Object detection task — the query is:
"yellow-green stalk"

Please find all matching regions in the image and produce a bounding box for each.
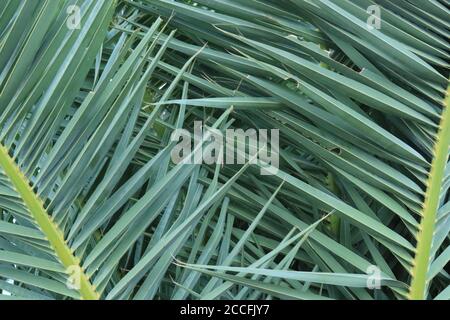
[0,144,99,300]
[408,85,450,300]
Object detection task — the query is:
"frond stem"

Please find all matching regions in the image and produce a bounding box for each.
[409,85,450,300]
[0,144,99,300]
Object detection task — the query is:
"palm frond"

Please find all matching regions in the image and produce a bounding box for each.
[0,0,449,300]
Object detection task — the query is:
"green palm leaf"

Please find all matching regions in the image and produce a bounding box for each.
[0,0,448,300]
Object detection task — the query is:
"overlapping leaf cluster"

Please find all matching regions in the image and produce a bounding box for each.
[0,0,448,300]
